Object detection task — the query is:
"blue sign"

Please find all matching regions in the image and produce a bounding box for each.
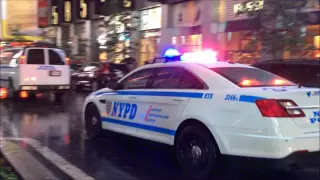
[310,110,320,124]
[37,65,56,70]
[111,102,137,120]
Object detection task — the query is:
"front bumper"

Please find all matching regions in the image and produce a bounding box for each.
[19,85,70,92]
[222,151,320,170]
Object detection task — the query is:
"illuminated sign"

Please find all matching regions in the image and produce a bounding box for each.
[234,0,264,14]
[51,0,62,25]
[75,0,90,20]
[62,0,72,23]
[140,7,162,30]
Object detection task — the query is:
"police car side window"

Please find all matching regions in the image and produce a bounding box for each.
[150,67,183,89]
[121,69,154,89]
[27,49,45,64]
[179,70,205,89]
[0,50,20,64]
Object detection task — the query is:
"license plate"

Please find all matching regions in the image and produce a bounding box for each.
[49,70,61,76]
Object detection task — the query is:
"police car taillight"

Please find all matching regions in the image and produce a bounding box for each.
[255,99,305,118]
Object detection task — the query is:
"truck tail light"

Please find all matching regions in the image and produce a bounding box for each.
[65,57,70,65]
[255,99,305,118]
[19,55,26,64]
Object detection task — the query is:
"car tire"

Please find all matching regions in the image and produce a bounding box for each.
[7,77,18,99]
[71,80,79,91]
[85,104,102,139]
[54,92,64,100]
[176,125,219,180]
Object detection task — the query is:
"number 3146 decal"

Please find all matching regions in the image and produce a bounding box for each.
[225,94,239,101]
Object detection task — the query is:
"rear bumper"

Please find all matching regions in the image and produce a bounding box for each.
[19,85,70,92]
[222,151,320,170]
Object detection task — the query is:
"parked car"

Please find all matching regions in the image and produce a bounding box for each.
[252,59,320,88]
[71,62,130,91]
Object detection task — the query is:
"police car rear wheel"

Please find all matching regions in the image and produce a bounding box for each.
[85,104,102,139]
[176,126,218,180]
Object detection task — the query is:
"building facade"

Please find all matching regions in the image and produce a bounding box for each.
[151,0,320,64]
[44,0,319,64]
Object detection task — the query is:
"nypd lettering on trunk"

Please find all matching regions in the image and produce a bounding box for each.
[310,111,320,124]
[109,102,137,120]
[306,91,320,97]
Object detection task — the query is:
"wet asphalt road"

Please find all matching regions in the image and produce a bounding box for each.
[0,91,319,180]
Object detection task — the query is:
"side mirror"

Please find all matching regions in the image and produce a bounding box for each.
[107,81,122,90]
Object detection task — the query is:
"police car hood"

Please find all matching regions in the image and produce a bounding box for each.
[93,87,114,95]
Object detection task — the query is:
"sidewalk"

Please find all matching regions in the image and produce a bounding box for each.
[0,139,69,180]
[0,151,20,180]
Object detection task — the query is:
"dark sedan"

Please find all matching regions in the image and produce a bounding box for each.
[71,62,130,91]
[252,59,320,88]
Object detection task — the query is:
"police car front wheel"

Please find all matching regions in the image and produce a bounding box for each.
[176,126,219,180]
[85,104,102,139]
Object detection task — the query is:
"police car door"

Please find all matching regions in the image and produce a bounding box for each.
[134,67,194,144]
[100,68,155,136]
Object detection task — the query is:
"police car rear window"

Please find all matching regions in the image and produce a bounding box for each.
[211,67,296,87]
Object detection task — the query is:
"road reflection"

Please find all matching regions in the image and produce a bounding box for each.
[0,92,319,180]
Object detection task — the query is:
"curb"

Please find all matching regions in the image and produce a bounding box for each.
[0,140,63,180]
[0,149,24,180]
[0,137,95,180]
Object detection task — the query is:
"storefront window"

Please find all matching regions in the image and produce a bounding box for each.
[172,34,202,53]
[225,31,261,64]
[140,36,160,66]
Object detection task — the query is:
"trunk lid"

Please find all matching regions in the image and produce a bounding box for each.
[246,86,320,133]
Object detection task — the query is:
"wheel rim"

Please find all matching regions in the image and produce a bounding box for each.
[179,132,210,173]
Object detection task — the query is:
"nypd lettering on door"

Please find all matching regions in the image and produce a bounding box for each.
[107,101,137,120]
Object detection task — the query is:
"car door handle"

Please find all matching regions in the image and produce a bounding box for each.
[172,98,185,102]
[99,99,106,104]
[128,96,137,100]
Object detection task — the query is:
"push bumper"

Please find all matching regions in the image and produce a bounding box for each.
[222,151,320,170]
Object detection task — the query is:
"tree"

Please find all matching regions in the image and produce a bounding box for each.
[100,12,139,63]
[238,0,310,60]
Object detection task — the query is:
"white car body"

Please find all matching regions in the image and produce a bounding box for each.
[83,61,320,169]
[0,47,70,93]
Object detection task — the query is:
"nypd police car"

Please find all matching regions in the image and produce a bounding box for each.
[83,50,320,180]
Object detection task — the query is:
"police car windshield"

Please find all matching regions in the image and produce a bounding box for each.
[211,67,297,87]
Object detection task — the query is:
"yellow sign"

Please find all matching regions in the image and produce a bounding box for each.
[80,0,88,18]
[52,6,59,25]
[2,0,39,39]
[65,1,72,22]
